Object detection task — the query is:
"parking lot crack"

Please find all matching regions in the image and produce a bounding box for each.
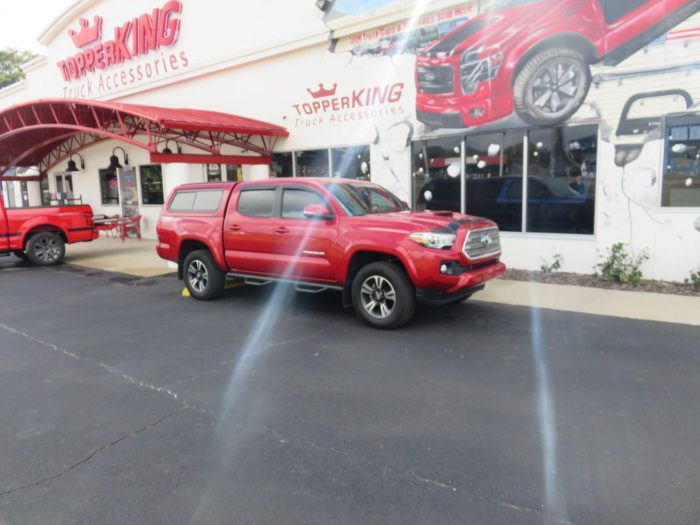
[0,408,181,499]
[0,323,216,418]
[269,430,574,523]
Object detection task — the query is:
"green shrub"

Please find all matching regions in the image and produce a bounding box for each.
[540,253,563,274]
[687,270,700,289]
[595,243,649,285]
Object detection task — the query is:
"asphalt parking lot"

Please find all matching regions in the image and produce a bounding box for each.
[1,258,699,525]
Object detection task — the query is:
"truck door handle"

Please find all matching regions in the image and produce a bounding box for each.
[275,227,290,234]
[228,224,241,231]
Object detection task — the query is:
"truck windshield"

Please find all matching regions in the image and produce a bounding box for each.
[327,182,408,216]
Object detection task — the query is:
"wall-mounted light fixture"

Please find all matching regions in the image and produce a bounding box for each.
[315,0,335,11]
[65,153,85,172]
[161,139,182,155]
[107,146,129,170]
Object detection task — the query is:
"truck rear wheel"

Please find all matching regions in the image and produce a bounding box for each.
[26,232,65,266]
[183,249,225,300]
[352,262,415,329]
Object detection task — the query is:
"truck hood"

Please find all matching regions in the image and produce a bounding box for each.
[422,0,567,57]
[347,210,494,234]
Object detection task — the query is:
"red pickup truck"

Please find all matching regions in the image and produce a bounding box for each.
[156,178,506,328]
[0,195,97,265]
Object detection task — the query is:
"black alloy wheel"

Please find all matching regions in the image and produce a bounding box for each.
[183,249,225,300]
[26,232,65,266]
[352,261,416,329]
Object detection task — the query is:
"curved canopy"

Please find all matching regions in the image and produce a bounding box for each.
[0,98,288,178]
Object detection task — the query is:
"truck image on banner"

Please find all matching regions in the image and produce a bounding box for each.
[414,0,700,129]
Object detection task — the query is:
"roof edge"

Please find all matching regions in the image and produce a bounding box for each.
[38,0,101,45]
[22,56,48,74]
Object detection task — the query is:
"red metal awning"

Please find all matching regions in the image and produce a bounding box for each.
[0,98,289,180]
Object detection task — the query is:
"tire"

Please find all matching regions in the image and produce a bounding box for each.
[513,47,591,126]
[351,262,416,329]
[26,232,65,266]
[183,250,225,300]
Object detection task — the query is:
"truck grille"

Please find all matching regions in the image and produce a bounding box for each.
[417,66,454,94]
[463,226,501,260]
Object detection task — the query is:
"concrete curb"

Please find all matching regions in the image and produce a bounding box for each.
[475,279,700,326]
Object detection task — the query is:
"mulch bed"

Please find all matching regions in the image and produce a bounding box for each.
[502,269,700,297]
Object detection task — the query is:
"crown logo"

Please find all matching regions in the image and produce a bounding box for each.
[67,16,103,48]
[307,83,338,98]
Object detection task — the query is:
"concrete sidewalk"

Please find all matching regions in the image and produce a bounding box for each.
[475,279,700,327]
[62,238,699,327]
[64,237,173,277]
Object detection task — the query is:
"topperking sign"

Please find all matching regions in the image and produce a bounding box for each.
[57,1,189,96]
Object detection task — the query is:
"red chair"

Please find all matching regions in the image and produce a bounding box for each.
[119,214,142,242]
[94,214,121,238]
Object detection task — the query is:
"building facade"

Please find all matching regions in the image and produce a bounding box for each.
[1,0,699,281]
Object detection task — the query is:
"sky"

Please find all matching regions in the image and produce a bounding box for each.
[331,0,403,16]
[0,0,76,53]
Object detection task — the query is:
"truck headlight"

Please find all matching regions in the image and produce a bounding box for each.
[460,47,502,94]
[409,232,457,249]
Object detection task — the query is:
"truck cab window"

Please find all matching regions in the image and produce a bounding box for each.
[237,189,275,217]
[281,189,325,219]
[601,0,649,23]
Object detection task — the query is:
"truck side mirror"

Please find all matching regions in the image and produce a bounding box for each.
[303,204,334,220]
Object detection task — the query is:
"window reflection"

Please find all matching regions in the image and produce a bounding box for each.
[465,132,524,232]
[412,137,462,212]
[410,125,597,234]
[331,145,371,180]
[526,126,596,234]
[271,154,293,178]
[663,117,700,207]
[295,149,330,177]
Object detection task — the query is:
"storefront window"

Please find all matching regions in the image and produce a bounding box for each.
[225,165,242,182]
[463,132,524,232]
[295,149,330,177]
[206,164,222,182]
[663,116,700,207]
[412,137,462,212]
[331,145,371,180]
[140,165,164,205]
[40,174,50,205]
[271,154,293,178]
[526,126,597,234]
[99,169,119,205]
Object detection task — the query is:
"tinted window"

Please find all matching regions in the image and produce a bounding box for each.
[193,190,223,212]
[169,190,223,212]
[140,165,164,205]
[237,189,275,217]
[169,191,195,211]
[663,117,700,207]
[99,169,119,205]
[282,189,325,219]
[602,0,649,23]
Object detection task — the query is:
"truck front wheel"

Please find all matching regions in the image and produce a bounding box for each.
[513,47,591,126]
[26,232,65,266]
[183,250,225,300]
[352,262,415,329]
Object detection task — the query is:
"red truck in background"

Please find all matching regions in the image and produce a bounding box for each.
[415,0,700,128]
[156,179,506,329]
[0,194,97,265]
